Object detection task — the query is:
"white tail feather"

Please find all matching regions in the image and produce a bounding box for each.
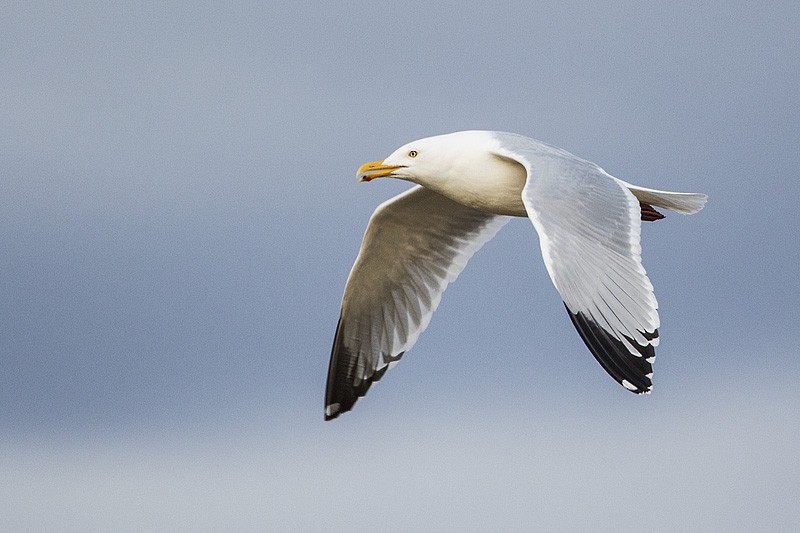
[616,179,708,215]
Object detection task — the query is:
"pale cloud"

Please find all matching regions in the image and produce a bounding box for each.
[3,367,798,532]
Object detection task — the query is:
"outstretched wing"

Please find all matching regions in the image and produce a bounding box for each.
[325,186,509,420]
[494,134,659,393]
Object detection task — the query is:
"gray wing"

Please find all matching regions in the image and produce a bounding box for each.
[494,134,659,394]
[325,186,509,420]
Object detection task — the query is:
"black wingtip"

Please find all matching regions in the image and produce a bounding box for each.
[325,316,405,421]
[324,358,398,421]
[324,405,340,421]
[565,304,656,394]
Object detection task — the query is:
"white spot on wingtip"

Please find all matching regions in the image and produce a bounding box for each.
[325,403,340,417]
[646,372,653,379]
[646,356,656,364]
[622,380,637,391]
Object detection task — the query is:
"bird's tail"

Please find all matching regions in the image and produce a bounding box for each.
[617,180,708,215]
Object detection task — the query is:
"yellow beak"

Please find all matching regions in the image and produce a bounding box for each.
[356,160,405,182]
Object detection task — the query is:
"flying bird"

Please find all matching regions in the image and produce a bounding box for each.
[325,131,706,421]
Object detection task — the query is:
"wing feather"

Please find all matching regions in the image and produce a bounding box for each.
[493,133,659,393]
[325,186,509,420]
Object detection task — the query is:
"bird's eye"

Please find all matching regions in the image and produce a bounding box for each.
[408,150,418,158]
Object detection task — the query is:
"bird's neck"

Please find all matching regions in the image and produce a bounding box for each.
[415,154,528,217]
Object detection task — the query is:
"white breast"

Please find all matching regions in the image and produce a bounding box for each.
[425,152,529,217]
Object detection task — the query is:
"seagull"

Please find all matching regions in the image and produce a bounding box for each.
[325,131,706,420]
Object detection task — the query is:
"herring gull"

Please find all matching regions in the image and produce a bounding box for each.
[325,131,706,420]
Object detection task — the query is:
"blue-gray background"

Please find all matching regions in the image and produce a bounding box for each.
[2,2,798,531]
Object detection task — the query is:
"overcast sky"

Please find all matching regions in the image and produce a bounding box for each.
[2,2,799,531]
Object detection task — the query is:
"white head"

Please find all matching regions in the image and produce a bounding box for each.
[356,131,499,186]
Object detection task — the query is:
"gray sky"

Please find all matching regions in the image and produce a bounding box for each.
[2,1,799,530]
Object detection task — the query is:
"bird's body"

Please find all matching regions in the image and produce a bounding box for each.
[424,151,528,217]
[326,131,706,421]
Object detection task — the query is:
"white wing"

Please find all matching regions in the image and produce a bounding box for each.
[325,186,509,420]
[494,133,660,394]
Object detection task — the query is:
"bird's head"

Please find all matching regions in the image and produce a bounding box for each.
[356,131,497,186]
